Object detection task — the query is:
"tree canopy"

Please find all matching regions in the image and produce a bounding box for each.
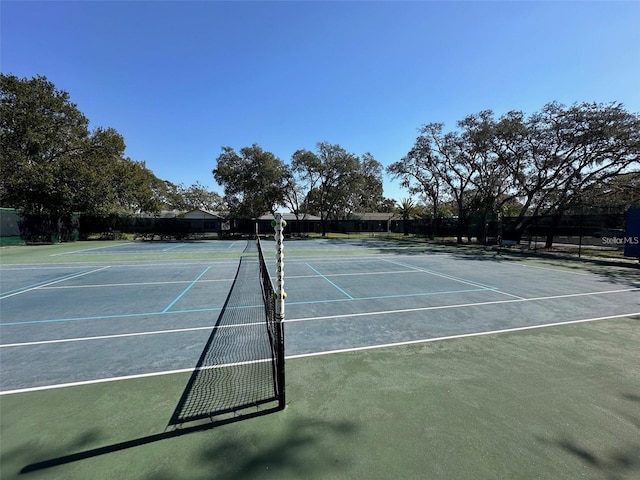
[289,142,389,234]
[161,181,225,212]
[0,74,169,220]
[212,144,289,218]
[1,74,225,228]
[388,102,640,244]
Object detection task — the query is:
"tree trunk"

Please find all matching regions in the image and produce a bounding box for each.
[545,212,564,248]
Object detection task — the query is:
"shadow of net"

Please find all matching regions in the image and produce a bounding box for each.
[168,255,283,428]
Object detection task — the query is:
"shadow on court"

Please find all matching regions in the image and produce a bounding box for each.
[20,256,286,474]
[16,416,356,478]
[417,242,640,288]
[536,391,640,480]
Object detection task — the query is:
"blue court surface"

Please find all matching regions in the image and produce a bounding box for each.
[1,239,639,393]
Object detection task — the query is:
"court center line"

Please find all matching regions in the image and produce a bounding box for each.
[306,263,354,299]
[2,311,637,396]
[162,266,212,313]
[0,266,111,300]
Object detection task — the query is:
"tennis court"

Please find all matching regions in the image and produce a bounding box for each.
[1,238,639,479]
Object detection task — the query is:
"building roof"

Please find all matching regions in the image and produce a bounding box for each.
[346,212,402,221]
[257,213,322,221]
[182,209,224,219]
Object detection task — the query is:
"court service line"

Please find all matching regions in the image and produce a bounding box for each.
[2,311,637,396]
[0,266,111,300]
[162,266,212,313]
[306,263,354,299]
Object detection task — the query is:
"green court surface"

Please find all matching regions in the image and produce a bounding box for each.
[1,317,638,480]
[1,239,639,479]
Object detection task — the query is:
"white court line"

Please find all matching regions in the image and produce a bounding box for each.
[491,290,526,300]
[1,311,638,396]
[40,278,235,289]
[0,266,111,300]
[0,322,264,348]
[0,359,273,396]
[3,287,637,344]
[0,265,104,271]
[51,243,135,256]
[287,311,640,360]
[381,258,495,289]
[286,287,640,323]
[381,258,525,299]
[285,269,421,279]
[0,260,241,270]
[162,244,185,252]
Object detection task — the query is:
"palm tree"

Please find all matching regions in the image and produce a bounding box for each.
[397,198,418,236]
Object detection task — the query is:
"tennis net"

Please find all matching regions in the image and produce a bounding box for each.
[167,238,285,427]
[257,236,285,407]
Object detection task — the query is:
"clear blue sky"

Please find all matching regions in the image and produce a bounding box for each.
[2,1,639,204]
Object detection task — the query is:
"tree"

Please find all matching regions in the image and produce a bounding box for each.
[1,74,168,234]
[182,182,224,212]
[391,123,479,243]
[212,144,288,218]
[580,172,640,210]
[161,181,225,212]
[493,102,640,245]
[387,144,443,236]
[396,198,419,235]
[290,142,383,235]
[392,102,640,246]
[111,159,165,214]
[289,148,322,217]
[1,74,90,219]
[345,152,387,215]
